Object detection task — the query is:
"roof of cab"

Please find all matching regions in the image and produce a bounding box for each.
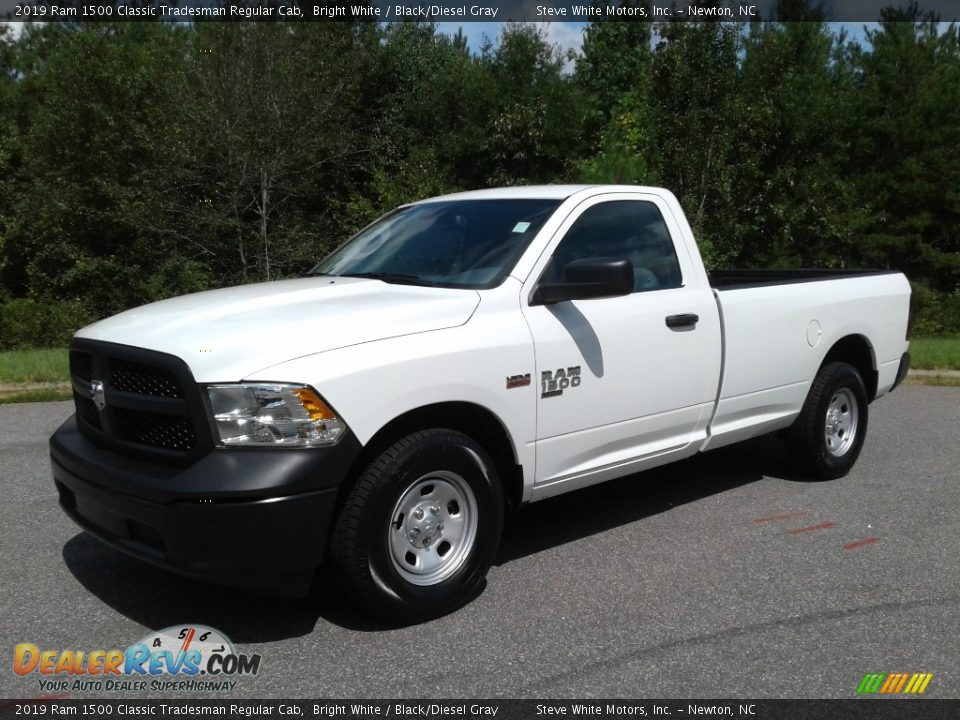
[411,185,598,203]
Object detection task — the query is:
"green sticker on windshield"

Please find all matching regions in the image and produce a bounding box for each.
[512,222,531,233]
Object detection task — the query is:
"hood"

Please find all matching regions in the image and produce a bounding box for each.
[76,277,480,382]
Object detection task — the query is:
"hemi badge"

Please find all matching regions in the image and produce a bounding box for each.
[506,373,531,389]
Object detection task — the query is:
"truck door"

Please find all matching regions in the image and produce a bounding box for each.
[521,193,721,499]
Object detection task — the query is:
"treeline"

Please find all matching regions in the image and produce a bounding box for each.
[1,2,959,348]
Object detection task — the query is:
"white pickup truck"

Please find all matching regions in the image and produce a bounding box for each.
[51,185,911,621]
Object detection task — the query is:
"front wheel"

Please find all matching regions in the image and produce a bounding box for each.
[329,429,504,623]
[786,361,869,480]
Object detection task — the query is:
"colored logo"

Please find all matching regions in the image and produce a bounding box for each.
[857,672,933,695]
[13,624,261,693]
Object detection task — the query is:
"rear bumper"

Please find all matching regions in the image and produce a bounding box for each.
[51,415,361,596]
[891,351,911,392]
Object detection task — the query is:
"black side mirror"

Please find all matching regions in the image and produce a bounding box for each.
[531,257,634,306]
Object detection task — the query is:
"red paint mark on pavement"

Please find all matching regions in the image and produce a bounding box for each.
[754,512,807,524]
[843,536,880,550]
[787,521,835,535]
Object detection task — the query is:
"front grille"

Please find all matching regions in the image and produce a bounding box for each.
[75,396,102,431]
[110,359,183,398]
[114,408,197,451]
[69,341,211,463]
[70,351,93,382]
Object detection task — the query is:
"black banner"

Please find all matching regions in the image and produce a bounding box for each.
[1,700,959,720]
[2,0,960,24]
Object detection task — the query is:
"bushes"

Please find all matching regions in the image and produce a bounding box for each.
[910,284,960,336]
[0,298,94,351]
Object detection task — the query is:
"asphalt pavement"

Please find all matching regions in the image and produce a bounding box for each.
[1,386,958,699]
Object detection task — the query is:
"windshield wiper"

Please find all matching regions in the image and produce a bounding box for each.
[338,272,435,287]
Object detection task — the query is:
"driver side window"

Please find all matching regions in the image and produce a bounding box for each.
[543,200,683,292]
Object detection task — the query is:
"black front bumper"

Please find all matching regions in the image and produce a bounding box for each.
[50,415,362,596]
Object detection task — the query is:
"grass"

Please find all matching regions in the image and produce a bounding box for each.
[0,347,70,385]
[909,335,960,371]
[905,374,960,387]
[0,387,73,403]
[0,347,71,403]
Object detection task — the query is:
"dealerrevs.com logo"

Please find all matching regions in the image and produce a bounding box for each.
[13,624,261,693]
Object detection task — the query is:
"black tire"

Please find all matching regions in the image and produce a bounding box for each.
[329,429,504,623]
[786,361,869,480]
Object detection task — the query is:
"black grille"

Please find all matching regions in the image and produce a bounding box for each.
[114,408,198,451]
[70,352,93,382]
[110,359,183,398]
[75,396,102,431]
[69,342,210,463]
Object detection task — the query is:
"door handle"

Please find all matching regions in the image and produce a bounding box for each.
[665,313,699,329]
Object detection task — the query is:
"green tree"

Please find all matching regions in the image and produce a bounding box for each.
[0,24,20,299]
[363,22,487,210]
[481,23,587,185]
[648,13,743,264]
[576,2,656,184]
[2,24,196,314]
[733,12,856,269]
[849,6,960,291]
[577,1,653,140]
[179,22,380,282]
[2,16,958,346]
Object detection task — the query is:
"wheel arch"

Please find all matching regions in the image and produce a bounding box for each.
[820,334,878,401]
[342,401,524,513]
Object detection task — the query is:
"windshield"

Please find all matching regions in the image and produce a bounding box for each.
[310,198,562,289]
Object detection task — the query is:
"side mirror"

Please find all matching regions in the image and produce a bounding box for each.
[531,257,634,306]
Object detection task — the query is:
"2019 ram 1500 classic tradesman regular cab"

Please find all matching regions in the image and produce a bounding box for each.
[51,185,911,621]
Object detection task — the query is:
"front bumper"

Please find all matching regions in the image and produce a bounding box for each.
[50,415,362,596]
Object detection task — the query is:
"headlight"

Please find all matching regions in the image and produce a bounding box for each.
[206,384,347,447]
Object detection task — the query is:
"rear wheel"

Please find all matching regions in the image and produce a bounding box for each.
[786,361,869,479]
[329,429,503,623]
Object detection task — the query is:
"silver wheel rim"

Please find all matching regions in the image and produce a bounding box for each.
[388,471,478,586]
[824,387,859,457]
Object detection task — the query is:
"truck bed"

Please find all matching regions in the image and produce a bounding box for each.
[709,268,901,290]
[703,269,911,452]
